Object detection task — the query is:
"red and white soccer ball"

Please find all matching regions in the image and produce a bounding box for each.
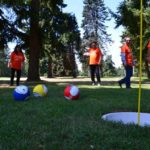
[64,85,80,100]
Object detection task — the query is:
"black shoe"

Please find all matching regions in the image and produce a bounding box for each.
[118,81,122,88]
[126,87,131,89]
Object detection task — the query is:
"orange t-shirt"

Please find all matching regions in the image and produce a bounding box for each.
[121,43,133,66]
[147,42,150,48]
[10,51,25,70]
[88,48,102,65]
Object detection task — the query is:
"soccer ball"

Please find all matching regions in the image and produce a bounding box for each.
[13,85,30,101]
[33,84,48,97]
[64,85,79,100]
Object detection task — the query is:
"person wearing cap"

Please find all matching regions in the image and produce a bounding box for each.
[83,41,103,86]
[146,41,150,63]
[8,45,25,86]
[118,37,133,89]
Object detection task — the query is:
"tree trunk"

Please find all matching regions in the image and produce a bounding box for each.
[47,56,53,78]
[27,0,40,81]
[62,54,67,76]
[69,44,77,78]
[145,60,150,79]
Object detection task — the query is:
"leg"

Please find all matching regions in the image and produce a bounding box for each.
[95,65,101,83]
[16,69,21,86]
[118,66,126,87]
[10,68,15,86]
[125,66,133,88]
[89,65,96,84]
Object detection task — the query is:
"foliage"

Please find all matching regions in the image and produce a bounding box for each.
[112,0,150,78]
[0,0,81,79]
[102,55,117,77]
[41,12,81,77]
[81,0,111,50]
[81,0,112,76]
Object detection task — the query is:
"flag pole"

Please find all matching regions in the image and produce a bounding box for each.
[138,0,143,126]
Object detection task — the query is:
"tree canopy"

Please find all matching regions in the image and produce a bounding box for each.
[0,0,81,80]
[112,0,150,78]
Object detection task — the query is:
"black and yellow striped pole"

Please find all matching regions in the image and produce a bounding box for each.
[138,0,143,126]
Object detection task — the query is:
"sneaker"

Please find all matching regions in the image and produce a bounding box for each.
[97,83,101,86]
[118,81,122,88]
[92,82,96,86]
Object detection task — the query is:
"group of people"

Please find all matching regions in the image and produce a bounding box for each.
[7,38,150,88]
[84,38,150,89]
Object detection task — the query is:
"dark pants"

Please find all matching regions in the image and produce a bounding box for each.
[10,68,21,86]
[89,65,101,83]
[119,65,133,88]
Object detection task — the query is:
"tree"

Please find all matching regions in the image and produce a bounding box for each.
[81,0,111,49]
[113,0,150,78]
[102,55,117,77]
[61,14,81,77]
[39,12,81,78]
[0,0,68,80]
[28,0,40,81]
[81,0,111,75]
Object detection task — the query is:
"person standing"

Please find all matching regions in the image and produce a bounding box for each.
[118,37,133,89]
[146,41,150,63]
[8,45,25,86]
[84,41,103,86]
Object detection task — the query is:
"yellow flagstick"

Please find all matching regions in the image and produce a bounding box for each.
[138,0,143,126]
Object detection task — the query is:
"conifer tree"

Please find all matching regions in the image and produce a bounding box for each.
[113,0,150,78]
[82,0,111,50]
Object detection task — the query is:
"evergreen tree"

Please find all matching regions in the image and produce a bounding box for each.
[82,0,111,49]
[102,55,117,77]
[113,0,150,78]
[81,0,111,75]
[0,0,77,80]
[40,13,81,78]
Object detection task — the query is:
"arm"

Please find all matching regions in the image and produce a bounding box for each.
[8,53,13,68]
[98,48,103,64]
[121,46,126,66]
[121,52,126,65]
[147,47,150,63]
[83,49,90,56]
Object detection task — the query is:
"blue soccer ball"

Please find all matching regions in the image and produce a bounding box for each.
[13,85,30,101]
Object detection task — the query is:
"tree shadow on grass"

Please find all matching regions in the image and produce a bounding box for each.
[0,76,150,89]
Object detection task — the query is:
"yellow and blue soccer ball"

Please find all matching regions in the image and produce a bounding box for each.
[33,84,48,97]
[13,85,30,101]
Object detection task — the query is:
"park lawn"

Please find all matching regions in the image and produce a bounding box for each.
[0,79,150,150]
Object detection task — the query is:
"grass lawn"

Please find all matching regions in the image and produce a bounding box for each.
[0,77,150,150]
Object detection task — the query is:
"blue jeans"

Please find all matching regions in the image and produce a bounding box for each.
[119,65,133,88]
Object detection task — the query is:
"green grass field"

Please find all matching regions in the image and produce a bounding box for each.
[0,77,150,150]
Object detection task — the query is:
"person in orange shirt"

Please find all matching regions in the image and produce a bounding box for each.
[146,41,150,63]
[8,45,25,86]
[118,37,133,89]
[84,41,103,86]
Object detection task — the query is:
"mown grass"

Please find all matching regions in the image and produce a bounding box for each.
[0,78,150,150]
